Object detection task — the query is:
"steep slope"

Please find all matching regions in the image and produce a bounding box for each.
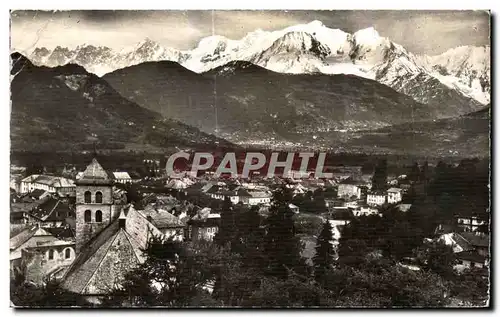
[249,31,331,74]
[103,59,435,145]
[9,53,231,152]
[102,60,215,131]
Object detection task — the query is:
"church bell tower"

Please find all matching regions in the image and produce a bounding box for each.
[75,158,119,254]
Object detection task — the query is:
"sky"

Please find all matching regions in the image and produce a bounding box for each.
[10,10,490,55]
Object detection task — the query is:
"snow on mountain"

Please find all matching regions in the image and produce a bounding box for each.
[249,31,331,73]
[21,20,490,106]
[23,39,186,76]
[417,46,490,104]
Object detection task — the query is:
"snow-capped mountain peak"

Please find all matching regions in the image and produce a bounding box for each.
[25,20,490,106]
[352,27,381,46]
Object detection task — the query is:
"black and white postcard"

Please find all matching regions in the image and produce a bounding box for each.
[9,10,491,308]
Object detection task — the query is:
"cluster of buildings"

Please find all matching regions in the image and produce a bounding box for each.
[10,159,225,301]
[10,159,490,302]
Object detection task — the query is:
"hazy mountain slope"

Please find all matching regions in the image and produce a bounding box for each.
[10,53,232,152]
[343,106,490,157]
[103,59,435,145]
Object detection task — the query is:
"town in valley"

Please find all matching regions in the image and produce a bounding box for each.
[9,10,490,308]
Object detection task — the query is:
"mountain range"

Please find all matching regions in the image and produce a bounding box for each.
[102,60,436,146]
[10,52,232,152]
[10,53,490,157]
[22,21,490,108]
[9,20,490,157]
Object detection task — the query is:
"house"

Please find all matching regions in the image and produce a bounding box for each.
[10,225,68,280]
[353,206,380,217]
[21,174,76,197]
[27,189,51,200]
[112,172,132,184]
[289,203,300,214]
[187,208,221,242]
[337,177,364,200]
[140,206,185,241]
[246,191,272,206]
[286,183,308,196]
[455,211,489,232]
[387,188,403,204]
[455,251,489,272]
[366,192,386,206]
[22,239,76,285]
[206,185,225,200]
[435,231,489,273]
[28,197,75,227]
[222,187,252,204]
[459,232,489,257]
[11,200,47,224]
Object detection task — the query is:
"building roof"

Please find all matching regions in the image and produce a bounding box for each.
[21,175,75,188]
[458,232,490,248]
[368,191,386,196]
[249,191,271,199]
[330,208,354,221]
[396,204,413,212]
[112,172,132,180]
[10,201,43,213]
[456,250,487,263]
[339,177,365,186]
[45,226,76,240]
[29,197,73,222]
[189,208,221,227]
[10,225,53,250]
[165,179,189,189]
[140,206,185,229]
[76,158,114,185]
[61,206,164,295]
[222,187,253,198]
[25,239,75,250]
[387,188,403,193]
[29,189,48,199]
[206,185,222,194]
[10,225,59,260]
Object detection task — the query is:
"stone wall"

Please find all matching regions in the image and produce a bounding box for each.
[76,185,113,204]
[75,184,115,254]
[75,204,113,254]
[22,245,75,285]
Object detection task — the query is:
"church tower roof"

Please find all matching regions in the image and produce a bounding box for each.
[76,158,114,185]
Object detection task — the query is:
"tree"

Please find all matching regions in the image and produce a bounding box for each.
[313,220,335,282]
[263,186,306,279]
[322,259,450,307]
[449,268,489,306]
[408,162,421,183]
[213,196,240,249]
[420,161,430,187]
[24,162,44,177]
[102,235,213,307]
[11,280,90,307]
[372,159,388,191]
[414,241,457,280]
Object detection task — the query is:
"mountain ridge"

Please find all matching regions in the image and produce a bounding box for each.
[9,53,233,152]
[19,21,489,111]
